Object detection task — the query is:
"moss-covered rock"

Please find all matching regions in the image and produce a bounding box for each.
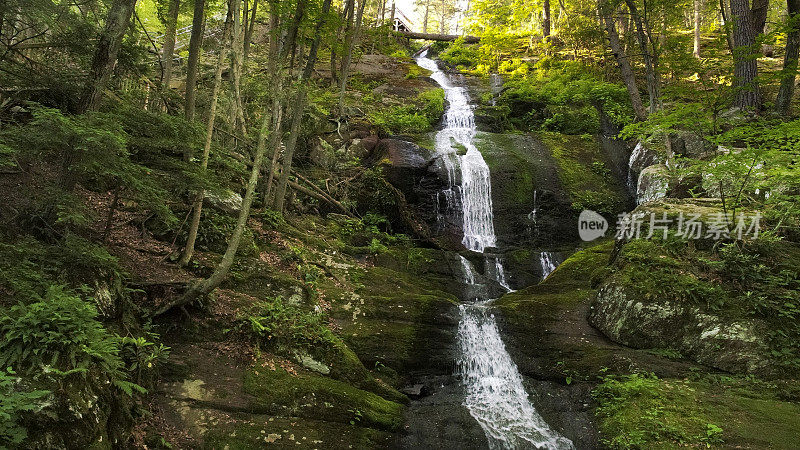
[244,366,404,431]
[593,373,800,449]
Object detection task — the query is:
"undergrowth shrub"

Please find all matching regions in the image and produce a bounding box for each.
[0,286,126,382]
[240,297,335,350]
[0,368,50,447]
[369,89,445,134]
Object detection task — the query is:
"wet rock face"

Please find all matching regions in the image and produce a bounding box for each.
[589,283,772,375]
[636,164,669,204]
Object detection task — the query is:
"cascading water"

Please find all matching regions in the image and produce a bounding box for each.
[486,256,513,292]
[418,50,573,450]
[539,252,559,280]
[417,54,496,253]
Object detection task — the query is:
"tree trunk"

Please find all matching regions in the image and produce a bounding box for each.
[776,0,800,115]
[625,0,662,113]
[161,0,180,95]
[161,88,273,314]
[273,0,333,212]
[230,0,247,136]
[730,0,763,111]
[77,0,138,113]
[339,0,355,78]
[751,0,769,34]
[184,0,206,122]
[440,0,446,33]
[720,0,735,52]
[694,0,702,58]
[601,5,648,121]
[178,3,234,267]
[243,0,258,59]
[423,0,430,33]
[543,0,551,37]
[339,0,366,116]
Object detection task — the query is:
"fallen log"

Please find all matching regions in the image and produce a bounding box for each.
[396,31,480,44]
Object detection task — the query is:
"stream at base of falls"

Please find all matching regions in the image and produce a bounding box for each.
[414,51,574,450]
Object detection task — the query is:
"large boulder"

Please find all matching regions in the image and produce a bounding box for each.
[636,164,668,204]
[589,282,771,374]
[667,131,713,159]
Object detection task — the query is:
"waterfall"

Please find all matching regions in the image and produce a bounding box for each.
[417,54,496,253]
[486,256,513,292]
[540,252,560,280]
[418,51,573,450]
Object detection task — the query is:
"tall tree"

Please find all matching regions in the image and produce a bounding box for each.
[694,0,702,58]
[230,0,247,135]
[600,2,648,121]
[161,0,181,96]
[178,3,235,267]
[423,0,431,33]
[243,0,259,59]
[273,0,334,212]
[184,0,206,121]
[624,0,662,113]
[543,0,551,37]
[776,0,800,115]
[338,0,367,116]
[730,0,763,111]
[77,0,138,113]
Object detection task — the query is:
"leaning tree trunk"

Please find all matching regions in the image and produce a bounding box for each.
[178,3,234,267]
[273,0,333,212]
[184,0,206,122]
[776,0,800,115]
[730,0,762,111]
[694,0,702,58]
[77,0,138,113]
[601,5,648,121]
[625,0,662,113]
[158,91,274,314]
[161,0,180,98]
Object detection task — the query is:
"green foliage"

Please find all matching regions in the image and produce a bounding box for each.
[369,88,444,134]
[0,368,50,447]
[120,335,170,388]
[241,297,335,350]
[0,286,124,380]
[497,61,632,134]
[440,39,481,69]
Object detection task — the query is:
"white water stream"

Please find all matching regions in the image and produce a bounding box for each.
[417,51,573,450]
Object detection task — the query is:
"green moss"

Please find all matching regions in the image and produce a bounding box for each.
[243,367,404,431]
[475,132,547,206]
[539,132,628,214]
[593,373,800,449]
[405,63,432,79]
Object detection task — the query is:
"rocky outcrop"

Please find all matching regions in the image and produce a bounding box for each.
[589,282,772,375]
[636,164,669,204]
[204,189,243,215]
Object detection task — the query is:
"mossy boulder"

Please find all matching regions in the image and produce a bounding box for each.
[589,282,771,374]
[244,366,404,431]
